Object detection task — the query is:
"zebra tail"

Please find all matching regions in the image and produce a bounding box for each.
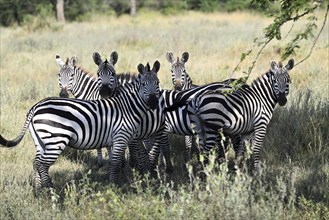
[0,108,34,148]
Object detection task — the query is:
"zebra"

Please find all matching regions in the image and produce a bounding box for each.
[95,55,239,174]
[166,51,197,162]
[56,51,136,168]
[166,52,196,91]
[166,52,245,163]
[93,52,242,173]
[56,53,109,168]
[0,60,161,195]
[185,59,295,169]
[56,55,100,100]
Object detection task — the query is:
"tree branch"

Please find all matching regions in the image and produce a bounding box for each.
[295,4,329,66]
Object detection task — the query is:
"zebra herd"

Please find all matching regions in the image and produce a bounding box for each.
[0,51,295,195]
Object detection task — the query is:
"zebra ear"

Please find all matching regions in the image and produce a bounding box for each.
[56,55,65,67]
[137,63,145,75]
[93,52,103,66]
[70,56,78,67]
[181,52,189,63]
[110,51,118,65]
[270,60,279,73]
[152,60,160,74]
[166,52,175,64]
[285,59,294,70]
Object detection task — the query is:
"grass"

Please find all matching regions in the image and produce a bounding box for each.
[0,11,328,219]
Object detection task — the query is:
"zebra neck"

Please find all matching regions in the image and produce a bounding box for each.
[250,73,277,111]
[71,68,99,100]
[123,82,150,110]
[182,73,194,90]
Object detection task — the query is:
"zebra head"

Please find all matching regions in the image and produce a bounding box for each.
[93,51,118,99]
[166,52,189,91]
[56,54,78,98]
[270,59,294,106]
[137,61,161,110]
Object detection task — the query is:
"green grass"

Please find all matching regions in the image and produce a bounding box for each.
[0,11,328,219]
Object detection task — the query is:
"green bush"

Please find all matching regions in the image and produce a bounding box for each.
[22,4,56,33]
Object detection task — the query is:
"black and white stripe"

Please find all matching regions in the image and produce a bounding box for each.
[0,60,161,195]
[56,52,136,167]
[186,59,295,168]
[166,51,197,161]
[56,54,109,168]
[165,52,246,162]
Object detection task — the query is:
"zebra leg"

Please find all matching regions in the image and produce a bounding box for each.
[97,148,104,168]
[252,126,267,170]
[32,140,66,196]
[143,137,154,152]
[159,134,174,174]
[184,135,193,162]
[33,158,42,196]
[127,140,145,173]
[107,145,124,169]
[145,137,167,171]
[132,140,150,175]
[33,158,53,196]
[128,141,139,170]
[148,137,161,177]
[109,141,127,184]
[202,129,219,164]
[215,134,228,164]
[232,136,245,157]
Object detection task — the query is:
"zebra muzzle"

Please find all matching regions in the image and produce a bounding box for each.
[99,86,112,99]
[59,89,69,98]
[148,94,159,110]
[277,93,287,106]
[174,84,182,91]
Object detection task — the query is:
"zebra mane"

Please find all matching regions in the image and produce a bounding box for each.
[74,66,97,79]
[116,72,137,85]
[186,73,195,87]
[251,70,273,87]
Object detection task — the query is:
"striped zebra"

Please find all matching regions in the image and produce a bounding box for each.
[161,81,236,166]
[166,52,196,91]
[166,51,197,161]
[0,60,161,195]
[95,56,238,174]
[186,59,295,168]
[56,53,109,168]
[166,52,244,162]
[56,51,135,168]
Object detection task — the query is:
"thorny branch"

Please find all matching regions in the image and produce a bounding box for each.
[295,4,329,67]
[229,1,328,83]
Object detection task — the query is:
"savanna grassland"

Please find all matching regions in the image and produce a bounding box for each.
[0,11,328,219]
